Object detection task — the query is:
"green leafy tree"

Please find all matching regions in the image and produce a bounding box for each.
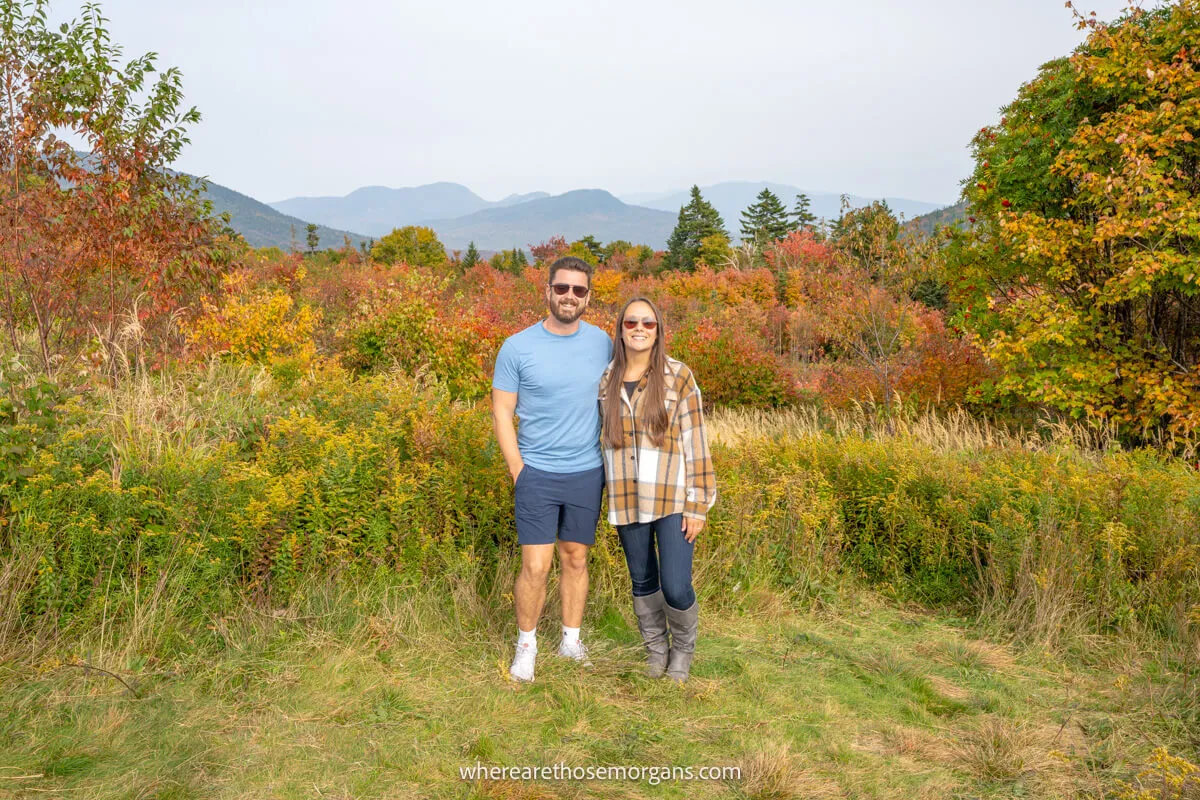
[489,247,527,275]
[371,226,447,267]
[698,233,733,269]
[947,1,1200,436]
[664,185,727,272]
[831,200,906,286]
[305,223,319,254]
[601,239,633,262]
[739,188,791,244]
[791,193,817,231]
[564,240,599,266]
[577,235,604,261]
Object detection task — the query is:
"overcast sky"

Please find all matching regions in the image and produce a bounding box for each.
[51,0,1136,206]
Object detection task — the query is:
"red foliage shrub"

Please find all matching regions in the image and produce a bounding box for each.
[670,304,801,409]
[895,311,989,405]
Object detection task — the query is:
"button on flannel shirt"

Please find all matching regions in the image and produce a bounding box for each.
[599,358,717,526]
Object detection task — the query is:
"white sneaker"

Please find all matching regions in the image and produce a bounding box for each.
[557,638,592,666]
[509,643,536,682]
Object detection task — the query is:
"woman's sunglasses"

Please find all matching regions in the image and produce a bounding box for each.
[622,318,658,331]
[550,283,590,298]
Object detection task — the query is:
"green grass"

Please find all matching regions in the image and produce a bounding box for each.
[1,579,1195,799]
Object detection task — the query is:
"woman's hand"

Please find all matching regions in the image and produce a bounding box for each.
[682,516,705,543]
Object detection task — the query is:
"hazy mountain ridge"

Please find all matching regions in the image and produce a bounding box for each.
[494,191,550,208]
[422,189,677,252]
[266,180,946,252]
[269,182,492,236]
[208,177,948,254]
[907,200,970,236]
[197,178,371,251]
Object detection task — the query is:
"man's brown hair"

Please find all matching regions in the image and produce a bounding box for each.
[548,256,594,287]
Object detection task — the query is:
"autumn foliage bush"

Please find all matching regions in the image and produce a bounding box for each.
[671,307,802,409]
[949,1,1200,439]
[0,2,234,376]
[183,270,320,366]
[151,200,986,413]
[9,361,1197,650]
[713,424,1200,644]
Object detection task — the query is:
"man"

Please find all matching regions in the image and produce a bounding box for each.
[492,256,612,683]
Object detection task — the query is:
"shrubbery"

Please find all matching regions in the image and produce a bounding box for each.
[6,362,1197,651]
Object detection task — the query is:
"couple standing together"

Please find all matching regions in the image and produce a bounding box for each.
[491,256,717,684]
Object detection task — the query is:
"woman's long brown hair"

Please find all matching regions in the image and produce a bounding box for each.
[603,296,669,449]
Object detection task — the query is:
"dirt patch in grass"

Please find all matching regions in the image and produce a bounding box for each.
[926,674,973,704]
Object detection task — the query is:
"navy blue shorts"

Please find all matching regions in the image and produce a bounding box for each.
[514,464,604,546]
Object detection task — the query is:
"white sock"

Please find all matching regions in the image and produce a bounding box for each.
[517,628,537,650]
[562,626,580,646]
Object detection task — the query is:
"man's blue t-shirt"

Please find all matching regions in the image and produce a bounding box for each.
[493,320,613,473]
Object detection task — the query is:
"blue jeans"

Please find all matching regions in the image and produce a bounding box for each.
[617,513,695,610]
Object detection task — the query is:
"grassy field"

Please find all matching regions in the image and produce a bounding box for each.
[1,569,1196,799]
[1,369,1198,798]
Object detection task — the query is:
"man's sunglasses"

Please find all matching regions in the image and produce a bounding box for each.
[550,283,590,298]
[622,318,658,331]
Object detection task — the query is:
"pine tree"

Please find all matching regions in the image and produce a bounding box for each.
[791,193,817,231]
[305,223,320,254]
[462,241,480,270]
[739,188,791,244]
[577,235,603,261]
[664,185,727,272]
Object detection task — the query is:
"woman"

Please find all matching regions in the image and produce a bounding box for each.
[599,296,716,682]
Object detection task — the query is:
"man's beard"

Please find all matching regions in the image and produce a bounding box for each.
[550,297,584,324]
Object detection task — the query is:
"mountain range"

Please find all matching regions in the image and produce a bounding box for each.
[421,190,677,252]
[198,176,951,252]
[268,183,549,237]
[198,178,371,251]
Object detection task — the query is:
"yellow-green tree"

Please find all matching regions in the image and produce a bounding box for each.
[697,232,732,269]
[370,226,446,267]
[948,1,1200,436]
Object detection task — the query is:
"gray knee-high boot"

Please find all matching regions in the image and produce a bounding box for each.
[631,590,670,678]
[664,601,699,682]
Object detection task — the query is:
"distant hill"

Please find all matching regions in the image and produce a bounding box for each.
[908,200,970,236]
[196,178,371,251]
[623,182,943,239]
[422,189,677,252]
[494,191,550,208]
[269,183,499,236]
[70,152,368,251]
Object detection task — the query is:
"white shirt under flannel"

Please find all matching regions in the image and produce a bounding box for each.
[599,358,717,526]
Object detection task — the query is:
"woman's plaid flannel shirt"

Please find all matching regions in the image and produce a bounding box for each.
[598,357,717,526]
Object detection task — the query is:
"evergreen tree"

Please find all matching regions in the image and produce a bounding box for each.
[512,247,528,269]
[305,223,319,254]
[739,188,791,244]
[577,235,604,261]
[664,185,727,272]
[791,193,817,231]
[462,241,480,270]
[490,247,528,275]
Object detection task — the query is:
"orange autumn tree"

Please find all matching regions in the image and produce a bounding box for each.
[949,1,1200,436]
[0,0,229,377]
